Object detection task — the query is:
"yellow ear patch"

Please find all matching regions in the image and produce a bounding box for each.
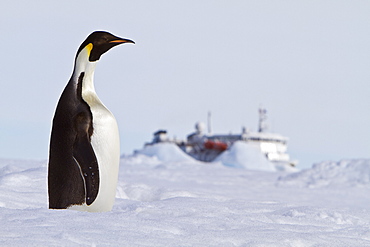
[86,43,93,56]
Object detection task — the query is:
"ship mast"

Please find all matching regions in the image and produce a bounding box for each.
[207,111,212,135]
[258,108,268,133]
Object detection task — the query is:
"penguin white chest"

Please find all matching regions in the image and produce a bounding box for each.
[73,99,120,212]
[74,78,120,212]
[89,102,120,211]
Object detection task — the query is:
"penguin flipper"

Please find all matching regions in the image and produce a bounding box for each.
[72,109,100,206]
[73,136,99,205]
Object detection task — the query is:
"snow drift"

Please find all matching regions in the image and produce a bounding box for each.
[277,159,370,188]
[134,142,196,163]
[215,141,276,171]
[137,141,277,172]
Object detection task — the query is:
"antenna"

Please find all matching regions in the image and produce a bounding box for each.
[258,107,268,133]
[207,111,212,135]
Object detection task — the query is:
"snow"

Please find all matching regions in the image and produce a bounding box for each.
[1,148,370,246]
[277,159,370,189]
[134,142,196,163]
[215,141,276,171]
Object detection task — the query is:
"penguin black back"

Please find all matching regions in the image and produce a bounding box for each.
[48,74,93,208]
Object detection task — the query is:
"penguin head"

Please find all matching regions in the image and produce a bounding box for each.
[76,31,135,62]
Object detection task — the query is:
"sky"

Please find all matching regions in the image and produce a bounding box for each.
[1,0,369,168]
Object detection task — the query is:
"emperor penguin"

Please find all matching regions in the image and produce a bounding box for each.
[48,31,134,212]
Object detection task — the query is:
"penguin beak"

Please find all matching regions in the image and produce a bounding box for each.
[109,38,135,45]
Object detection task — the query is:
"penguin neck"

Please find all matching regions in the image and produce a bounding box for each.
[74,62,97,93]
[72,49,100,105]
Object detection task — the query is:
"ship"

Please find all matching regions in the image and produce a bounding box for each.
[144,108,297,168]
